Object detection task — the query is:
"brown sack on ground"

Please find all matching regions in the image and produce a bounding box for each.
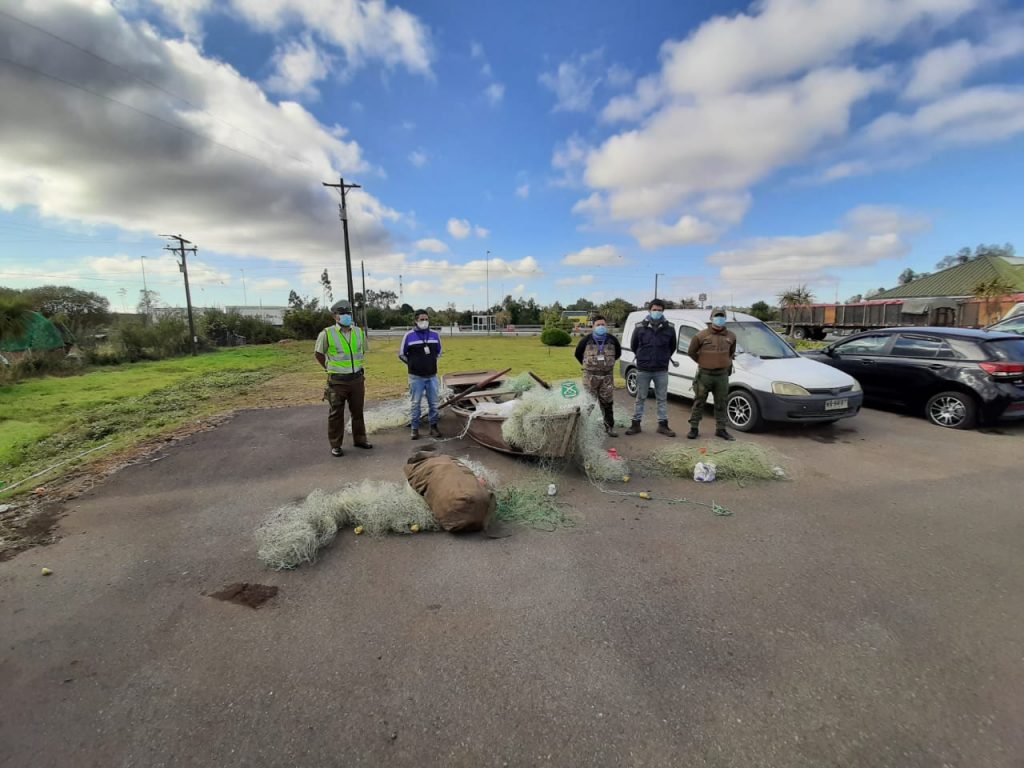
[404,453,495,533]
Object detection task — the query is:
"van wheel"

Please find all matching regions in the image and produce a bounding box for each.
[625,367,639,396]
[727,390,762,432]
[925,391,977,429]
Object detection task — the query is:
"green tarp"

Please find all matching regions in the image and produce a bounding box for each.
[0,311,65,353]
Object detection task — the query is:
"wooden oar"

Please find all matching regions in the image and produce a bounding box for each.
[528,371,552,390]
[437,368,512,412]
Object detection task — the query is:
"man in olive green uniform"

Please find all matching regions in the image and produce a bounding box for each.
[687,307,737,441]
[314,300,373,457]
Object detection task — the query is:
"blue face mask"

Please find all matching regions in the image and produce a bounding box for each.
[339,314,353,326]
[712,316,727,328]
[649,311,663,321]
[593,325,608,337]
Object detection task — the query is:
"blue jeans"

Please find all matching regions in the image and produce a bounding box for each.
[409,374,439,429]
[633,369,669,422]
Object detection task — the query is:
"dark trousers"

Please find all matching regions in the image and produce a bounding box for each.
[689,368,730,429]
[326,375,366,448]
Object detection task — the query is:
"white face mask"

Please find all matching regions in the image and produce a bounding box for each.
[416,320,429,330]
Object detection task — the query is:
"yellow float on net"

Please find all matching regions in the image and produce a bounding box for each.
[354,526,365,535]
[639,492,651,500]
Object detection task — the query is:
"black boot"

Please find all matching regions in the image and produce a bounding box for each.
[657,421,676,437]
[687,427,699,439]
[625,420,642,435]
[715,428,736,441]
[602,404,618,437]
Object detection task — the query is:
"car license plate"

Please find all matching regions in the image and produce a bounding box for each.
[825,398,848,411]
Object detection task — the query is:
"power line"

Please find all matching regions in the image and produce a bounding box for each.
[0,8,320,172]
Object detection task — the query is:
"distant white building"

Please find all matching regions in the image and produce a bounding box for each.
[225,306,288,326]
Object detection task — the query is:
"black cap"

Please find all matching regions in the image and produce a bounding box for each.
[330,300,352,314]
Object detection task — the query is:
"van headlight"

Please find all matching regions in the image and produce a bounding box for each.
[850,380,862,393]
[772,381,810,396]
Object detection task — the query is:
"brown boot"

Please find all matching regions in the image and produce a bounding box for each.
[625,420,642,435]
[657,421,676,437]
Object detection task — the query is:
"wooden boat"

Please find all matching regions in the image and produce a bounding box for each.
[446,383,582,459]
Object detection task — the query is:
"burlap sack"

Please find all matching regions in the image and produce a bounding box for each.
[404,454,495,533]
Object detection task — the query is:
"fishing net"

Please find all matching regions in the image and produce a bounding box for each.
[504,372,539,393]
[348,386,455,434]
[646,443,787,485]
[258,463,508,569]
[494,473,575,532]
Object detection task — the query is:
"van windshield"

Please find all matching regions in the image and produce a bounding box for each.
[727,322,798,359]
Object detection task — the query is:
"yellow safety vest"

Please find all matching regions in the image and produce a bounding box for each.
[326,326,364,374]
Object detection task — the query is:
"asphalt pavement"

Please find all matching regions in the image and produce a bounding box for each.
[1,396,1022,767]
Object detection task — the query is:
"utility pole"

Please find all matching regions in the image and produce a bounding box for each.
[322,177,361,310]
[360,260,367,330]
[241,268,247,305]
[654,273,665,299]
[161,234,198,356]
[485,250,491,336]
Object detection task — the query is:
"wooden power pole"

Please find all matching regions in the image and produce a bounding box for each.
[322,177,361,310]
[161,234,198,356]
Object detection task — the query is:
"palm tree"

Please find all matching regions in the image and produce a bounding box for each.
[778,285,814,337]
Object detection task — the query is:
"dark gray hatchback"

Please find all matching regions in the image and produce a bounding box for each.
[803,327,1024,429]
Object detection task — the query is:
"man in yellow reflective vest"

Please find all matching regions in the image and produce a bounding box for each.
[314,300,373,457]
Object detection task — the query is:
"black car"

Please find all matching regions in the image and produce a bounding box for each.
[804,327,1024,429]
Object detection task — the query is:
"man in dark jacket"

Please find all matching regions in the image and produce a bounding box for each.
[626,298,679,437]
[574,315,622,436]
[399,309,443,440]
[686,306,737,441]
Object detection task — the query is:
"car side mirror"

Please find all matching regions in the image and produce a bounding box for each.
[824,346,836,357]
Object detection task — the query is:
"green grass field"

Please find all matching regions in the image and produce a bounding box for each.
[0,336,605,497]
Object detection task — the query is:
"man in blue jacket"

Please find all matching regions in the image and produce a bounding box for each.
[626,298,679,437]
[399,309,443,440]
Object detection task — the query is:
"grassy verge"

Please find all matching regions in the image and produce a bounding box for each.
[1,336,600,498]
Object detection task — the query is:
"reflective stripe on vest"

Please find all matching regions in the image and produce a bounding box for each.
[326,326,364,373]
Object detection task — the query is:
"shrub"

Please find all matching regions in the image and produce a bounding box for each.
[540,327,572,347]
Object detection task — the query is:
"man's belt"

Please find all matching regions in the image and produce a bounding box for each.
[328,370,364,383]
[698,366,730,374]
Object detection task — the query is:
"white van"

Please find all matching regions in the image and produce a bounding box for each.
[618,309,863,431]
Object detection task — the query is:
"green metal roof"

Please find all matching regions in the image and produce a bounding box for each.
[872,256,1024,299]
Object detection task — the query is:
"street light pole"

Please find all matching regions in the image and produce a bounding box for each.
[485,249,491,336]
[654,273,666,299]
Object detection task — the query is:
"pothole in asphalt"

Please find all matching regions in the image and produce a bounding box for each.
[209,582,278,608]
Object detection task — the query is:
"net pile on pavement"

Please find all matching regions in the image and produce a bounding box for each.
[646,443,786,485]
[348,387,455,434]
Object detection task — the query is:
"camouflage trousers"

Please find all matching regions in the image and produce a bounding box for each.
[583,371,614,406]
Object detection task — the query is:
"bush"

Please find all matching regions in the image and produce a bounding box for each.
[540,327,572,347]
[283,307,334,339]
[199,309,284,346]
[117,316,192,361]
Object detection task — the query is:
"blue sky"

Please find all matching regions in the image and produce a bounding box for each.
[1,0,1023,313]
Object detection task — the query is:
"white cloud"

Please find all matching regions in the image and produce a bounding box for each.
[0,0,401,274]
[697,192,752,224]
[550,134,590,188]
[606,63,634,88]
[470,41,484,59]
[484,82,505,105]
[657,0,971,99]
[91,254,230,285]
[561,245,624,266]
[474,225,490,238]
[571,193,606,217]
[866,86,1024,147]
[556,274,595,286]
[601,74,663,123]
[129,0,213,38]
[408,149,428,167]
[630,215,719,250]
[513,283,526,294]
[707,205,929,298]
[227,0,434,77]
[905,27,1024,101]
[266,35,333,99]
[587,67,883,222]
[539,49,604,112]
[447,218,472,239]
[414,238,447,253]
[516,183,530,199]
[252,277,290,291]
